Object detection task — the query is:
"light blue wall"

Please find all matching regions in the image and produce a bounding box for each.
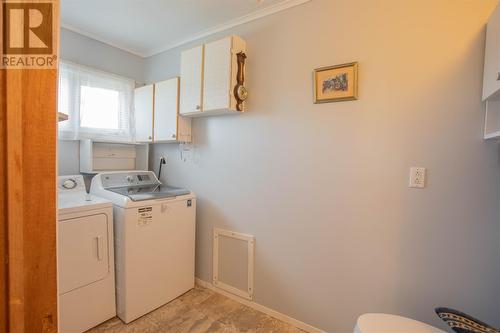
[60,28,145,82]
[59,2,500,332]
[146,1,500,332]
[58,140,80,176]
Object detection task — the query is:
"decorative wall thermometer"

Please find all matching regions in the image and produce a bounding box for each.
[234,52,247,111]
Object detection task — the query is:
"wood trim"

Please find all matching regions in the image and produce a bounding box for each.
[3,69,58,333]
[200,44,205,112]
[152,83,156,142]
[0,3,7,330]
[1,1,59,331]
[6,70,24,333]
[175,76,180,139]
[0,57,8,333]
[57,112,68,122]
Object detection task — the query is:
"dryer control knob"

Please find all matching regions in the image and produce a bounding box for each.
[62,179,77,189]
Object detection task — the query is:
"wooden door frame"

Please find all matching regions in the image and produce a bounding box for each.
[1,1,59,332]
[0,49,8,333]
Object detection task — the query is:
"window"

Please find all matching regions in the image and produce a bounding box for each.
[58,61,135,141]
[80,86,120,129]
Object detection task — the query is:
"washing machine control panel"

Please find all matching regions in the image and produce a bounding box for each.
[101,171,159,189]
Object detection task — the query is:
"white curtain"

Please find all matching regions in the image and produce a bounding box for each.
[58,61,135,142]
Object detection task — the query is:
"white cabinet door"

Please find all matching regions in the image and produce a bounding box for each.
[483,4,500,100]
[180,45,204,115]
[58,214,110,294]
[203,37,231,112]
[135,84,154,142]
[154,78,179,142]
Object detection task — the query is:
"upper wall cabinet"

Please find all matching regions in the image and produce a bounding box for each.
[180,45,204,116]
[135,84,154,142]
[135,78,191,143]
[180,35,247,117]
[483,4,500,101]
[482,3,500,140]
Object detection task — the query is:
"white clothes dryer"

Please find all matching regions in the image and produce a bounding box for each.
[58,175,116,333]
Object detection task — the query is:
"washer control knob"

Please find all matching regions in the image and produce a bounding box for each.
[126,176,133,183]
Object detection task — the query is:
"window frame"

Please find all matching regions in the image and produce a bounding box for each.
[57,61,136,142]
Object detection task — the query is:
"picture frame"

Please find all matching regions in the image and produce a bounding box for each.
[313,62,358,103]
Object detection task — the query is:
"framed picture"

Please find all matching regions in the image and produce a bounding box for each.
[313,62,358,103]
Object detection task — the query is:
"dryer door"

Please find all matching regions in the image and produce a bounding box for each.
[58,213,110,294]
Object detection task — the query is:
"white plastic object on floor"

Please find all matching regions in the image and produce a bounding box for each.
[354,313,447,333]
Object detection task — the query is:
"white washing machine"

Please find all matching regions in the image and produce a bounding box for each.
[90,171,196,323]
[58,175,116,333]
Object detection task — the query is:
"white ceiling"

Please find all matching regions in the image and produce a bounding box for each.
[61,0,309,57]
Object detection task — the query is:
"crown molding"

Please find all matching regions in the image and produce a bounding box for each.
[61,0,311,59]
[60,23,146,57]
[144,0,312,57]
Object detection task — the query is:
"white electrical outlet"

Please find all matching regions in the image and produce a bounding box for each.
[409,167,426,188]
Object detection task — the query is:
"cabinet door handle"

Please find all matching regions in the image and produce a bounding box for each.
[148,136,152,140]
[171,134,176,138]
[195,105,201,110]
[497,72,500,81]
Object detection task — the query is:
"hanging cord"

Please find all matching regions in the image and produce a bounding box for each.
[157,156,166,180]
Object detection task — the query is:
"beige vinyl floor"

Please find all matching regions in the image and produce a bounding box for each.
[87,285,305,333]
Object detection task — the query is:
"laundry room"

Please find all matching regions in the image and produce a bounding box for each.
[1,0,500,333]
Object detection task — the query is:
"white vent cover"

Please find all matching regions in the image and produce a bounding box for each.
[213,228,254,300]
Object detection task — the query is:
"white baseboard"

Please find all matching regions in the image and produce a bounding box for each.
[195,278,327,333]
